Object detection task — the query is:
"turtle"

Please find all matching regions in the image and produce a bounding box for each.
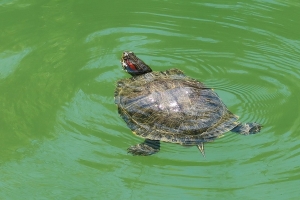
[114,51,262,156]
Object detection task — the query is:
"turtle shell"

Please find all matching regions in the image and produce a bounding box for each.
[114,68,239,145]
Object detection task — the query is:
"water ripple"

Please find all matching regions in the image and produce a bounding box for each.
[2,0,300,199]
[80,3,297,199]
[85,27,187,43]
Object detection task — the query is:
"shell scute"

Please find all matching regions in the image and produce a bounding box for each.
[115,69,239,145]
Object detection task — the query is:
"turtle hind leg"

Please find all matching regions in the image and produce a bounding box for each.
[127,139,160,156]
[231,122,262,135]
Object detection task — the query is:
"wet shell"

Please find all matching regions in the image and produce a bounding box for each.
[115,68,239,145]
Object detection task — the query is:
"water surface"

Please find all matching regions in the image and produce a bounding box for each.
[1,0,300,199]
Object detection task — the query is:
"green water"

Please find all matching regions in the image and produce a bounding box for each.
[1,0,300,199]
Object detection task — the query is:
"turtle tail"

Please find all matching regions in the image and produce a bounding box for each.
[197,143,205,157]
[231,122,262,135]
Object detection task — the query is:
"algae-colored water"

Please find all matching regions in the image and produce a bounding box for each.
[1,0,300,199]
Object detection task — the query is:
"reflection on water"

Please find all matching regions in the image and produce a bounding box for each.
[1,0,300,199]
[0,48,32,79]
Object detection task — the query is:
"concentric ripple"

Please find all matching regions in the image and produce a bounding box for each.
[1,0,299,199]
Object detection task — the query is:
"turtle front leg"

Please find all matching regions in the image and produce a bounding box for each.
[127,139,160,156]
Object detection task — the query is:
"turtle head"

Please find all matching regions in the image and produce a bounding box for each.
[120,51,152,76]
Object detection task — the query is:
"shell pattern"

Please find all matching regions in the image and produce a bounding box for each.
[115,68,239,145]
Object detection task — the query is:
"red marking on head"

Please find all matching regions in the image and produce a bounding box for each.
[126,60,137,71]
